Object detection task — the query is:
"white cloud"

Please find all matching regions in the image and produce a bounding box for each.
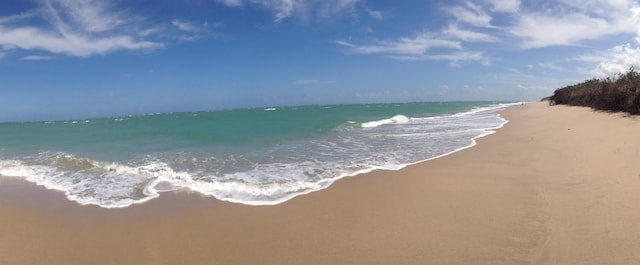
[19,55,54,61]
[168,20,225,41]
[538,62,568,72]
[438,0,638,50]
[217,0,363,22]
[401,51,487,66]
[0,11,40,24]
[553,0,632,16]
[511,12,621,48]
[137,26,162,37]
[444,2,495,28]
[334,0,640,74]
[587,3,640,76]
[335,34,488,65]
[442,24,499,42]
[45,0,126,33]
[366,7,383,21]
[509,1,639,49]
[0,26,161,57]
[301,0,364,22]
[0,0,163,58]
[485,0,520,13]
[593,43,640,77]
[272,0,295,22]
[172,19,202,32]
[218,0,243,7]
[336,34,461,56]
[217,0,296,22]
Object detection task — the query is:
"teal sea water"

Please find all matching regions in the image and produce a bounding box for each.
[0,102,521,208]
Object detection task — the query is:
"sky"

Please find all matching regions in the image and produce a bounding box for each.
[2,0,640,122]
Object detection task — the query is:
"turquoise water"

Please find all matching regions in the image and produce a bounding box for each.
[0,102,520,208]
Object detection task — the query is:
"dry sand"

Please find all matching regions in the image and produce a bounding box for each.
[2,102,640,264]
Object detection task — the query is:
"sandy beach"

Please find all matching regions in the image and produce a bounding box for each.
[2,102,640,264]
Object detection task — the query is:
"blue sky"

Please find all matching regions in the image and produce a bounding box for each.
[2,0,640,121]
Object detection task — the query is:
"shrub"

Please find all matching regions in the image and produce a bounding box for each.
[548,69,640,115]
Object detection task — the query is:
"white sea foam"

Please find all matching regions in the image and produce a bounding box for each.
[0,160,34,177]
[0,154,190,208]
[361,114,410,128]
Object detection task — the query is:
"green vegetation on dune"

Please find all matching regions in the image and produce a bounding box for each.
[547,69,640,114]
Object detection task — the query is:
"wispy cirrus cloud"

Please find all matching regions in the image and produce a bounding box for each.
[538,62,569,72]
[504,0,640,76]
[440,0,638,49]
[216,0,363,22]
[172,19,202,33]
[510,1,639,49]
[46,0,126,33]
[484,0,520,13]
[169,19,225,41]
[0,26,161,57]
[365,7,384,21]
[335,34,461,56]
[440,0,640,51]
[19,55,54,61]
[216,0,297,22]
[0,10,40,24]
[348,0,640,76]
[333,2,500,66]
[442,23,499,42]
[426,51,488,66]
[0,0,163,58]
[218,0,243,7]
[511,12,618,48]
[443,2,495,28]
[335,33,488,66]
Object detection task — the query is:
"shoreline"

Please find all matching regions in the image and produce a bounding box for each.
[0,103,513,212]
[0,103,516,209]
[2,102,640,264]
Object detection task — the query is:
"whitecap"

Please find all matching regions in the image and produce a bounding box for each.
[361,115,411,128]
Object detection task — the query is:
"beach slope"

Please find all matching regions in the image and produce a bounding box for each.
[2,102,640,264]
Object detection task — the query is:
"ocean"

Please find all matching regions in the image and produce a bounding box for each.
[0,101,520,208]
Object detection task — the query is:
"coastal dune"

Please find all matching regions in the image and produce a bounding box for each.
[2,102,640,264]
